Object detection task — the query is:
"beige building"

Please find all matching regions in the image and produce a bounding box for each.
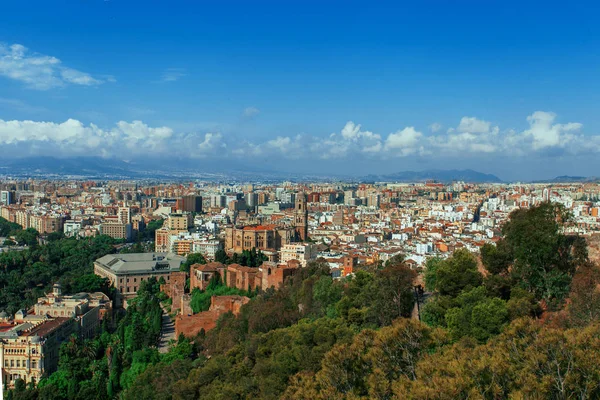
[94,253,185,307]
[29,215,63,234]
[279,243,317,267]
[192,239,222,260]
[101,217,132,241]
[154,213,190,252]
[166,213,191,231]
[225,225,294,253]
[0,314,74,388]
[33,284,112,339]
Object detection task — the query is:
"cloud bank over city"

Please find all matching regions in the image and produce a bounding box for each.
[0,112,594,164]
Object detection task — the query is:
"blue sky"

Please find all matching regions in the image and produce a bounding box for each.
[1,0,599,180]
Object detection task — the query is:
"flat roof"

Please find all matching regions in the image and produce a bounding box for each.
[95,252,185,275]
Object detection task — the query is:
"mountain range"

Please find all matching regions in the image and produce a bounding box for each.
[0,157,596,183]
[363,169,503,183]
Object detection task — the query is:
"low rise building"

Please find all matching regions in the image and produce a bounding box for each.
[0,314,75,388]
[33,283,112,339]
[94,253,185,307]
[279,243,317,267]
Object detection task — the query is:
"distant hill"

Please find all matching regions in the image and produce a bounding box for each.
[0,156,143,178]
[364,169,503,183]
[533,175,599,183]
[0,156,343,181]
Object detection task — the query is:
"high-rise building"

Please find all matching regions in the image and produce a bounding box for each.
[211,195,226,208]
[179,195,202,213]
[118,206,131,225]
[246,192,258,208]
[294,192,308,241]
[367,193,381,208]
[280,192,296,206]
[543,188,550,202]
[0,191,11,205]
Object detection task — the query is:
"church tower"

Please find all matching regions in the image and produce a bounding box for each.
[295,192,308,241]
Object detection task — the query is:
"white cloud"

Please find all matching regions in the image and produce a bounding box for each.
[0,112,594,161]
[523,111,582,150]
[0,43,110,90]
[161,68,186,82]
[267,136,291,152]
[457,116,493,134]
[197,132,224,154]
[385,127,423,156]
[428,116,500,155]
[0,118,223,158]
[429,122,442,133]
[314,122,382,159]
[242,107,260,118]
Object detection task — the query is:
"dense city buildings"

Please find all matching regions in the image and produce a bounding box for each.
[3,179,600,269]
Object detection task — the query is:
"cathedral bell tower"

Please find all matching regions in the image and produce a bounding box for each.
[294,192,308,241]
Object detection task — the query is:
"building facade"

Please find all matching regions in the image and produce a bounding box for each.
[279,243,317,267]
[224,225,294,253]
[0,315,75,388]
[294,192,308,241]
[94,253,185,307]
[32,284,112,339]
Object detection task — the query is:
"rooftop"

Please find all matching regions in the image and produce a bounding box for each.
[95,252,185,275]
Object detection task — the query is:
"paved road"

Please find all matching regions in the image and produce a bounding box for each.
[158,305,175,353]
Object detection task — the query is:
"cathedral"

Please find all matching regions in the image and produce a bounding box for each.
[294,192,308,241]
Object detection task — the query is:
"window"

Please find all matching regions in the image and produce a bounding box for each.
[16,360,20,368]
[4,359,7,367]
[134,278,137,282]
[133,286,137,292]
[31,360,37,369]
[10,360,14,367]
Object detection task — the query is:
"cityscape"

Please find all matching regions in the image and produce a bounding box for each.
[2,1,600,399]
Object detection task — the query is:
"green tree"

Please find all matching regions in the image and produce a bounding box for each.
[480,241,513,275]
[369,263,416,326]
[181,252,206,272]
[434,249,482,297]
[214,249,230,264]
[503,203,587,306]
[423,257,443,292]
[445,287,509,342]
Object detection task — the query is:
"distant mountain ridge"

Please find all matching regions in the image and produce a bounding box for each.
[364,169,503,183]
[532,175,600,183]
[0,157,596,183]
[0,156,343,181]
